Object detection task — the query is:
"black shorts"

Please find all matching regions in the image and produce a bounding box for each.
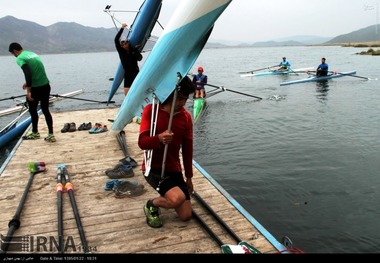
[123,71,139,87]
[144,169,190,200]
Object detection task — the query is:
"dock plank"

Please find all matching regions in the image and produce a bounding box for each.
[0,108,279,254]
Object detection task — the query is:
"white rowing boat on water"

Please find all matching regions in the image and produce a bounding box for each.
[240,67,314,77]
[0,89,84,117]
[279,71,357,86]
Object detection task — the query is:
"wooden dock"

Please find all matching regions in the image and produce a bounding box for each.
[0,107,283,254]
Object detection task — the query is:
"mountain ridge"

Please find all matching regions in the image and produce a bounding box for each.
[0,15,378,55]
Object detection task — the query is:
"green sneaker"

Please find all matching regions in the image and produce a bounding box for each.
[23,131,40,140]
[144,200,162,228]
[44,134,56,142]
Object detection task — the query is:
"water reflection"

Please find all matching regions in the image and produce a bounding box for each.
[315,80,329,101]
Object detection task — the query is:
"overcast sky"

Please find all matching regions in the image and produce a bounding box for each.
[1,0,379,42]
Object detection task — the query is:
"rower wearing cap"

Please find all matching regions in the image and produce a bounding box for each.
[192,66,208,98]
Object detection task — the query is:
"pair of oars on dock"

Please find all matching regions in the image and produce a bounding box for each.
[55,165,90,254]
[192,191,261,254]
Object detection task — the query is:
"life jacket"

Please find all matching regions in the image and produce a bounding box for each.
[195,74,206,89]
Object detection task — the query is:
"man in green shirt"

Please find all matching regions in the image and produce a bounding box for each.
[9,42,56,142]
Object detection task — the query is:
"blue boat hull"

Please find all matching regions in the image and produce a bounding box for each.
[0,110,42,149]
[280,71,357,86]
[107,0,163,103]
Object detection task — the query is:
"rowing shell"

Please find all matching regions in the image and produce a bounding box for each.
[0,89,84,117]
[279,71,357,86]
[0,110,41,149]
[240,67,314,77]
[106,0,163,104]
[111,0,232,132]
[193,98,207,124]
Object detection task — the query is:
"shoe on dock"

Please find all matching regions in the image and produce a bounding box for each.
[44,133,56,142]
[23,131,40,140]
[143,200,162,228]
[105,164,134,179]
[114,181,144,197]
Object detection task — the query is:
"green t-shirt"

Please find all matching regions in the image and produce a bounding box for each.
[16,50,49,87]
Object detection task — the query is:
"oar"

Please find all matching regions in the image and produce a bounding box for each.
[0,94,26,102]
[238,65,278,74]
[62,165,90,253]
[193,191,241,243]
[160,73,181,182]
[50,94,115,104]
[192,192,261,254]
[328,71,374,80]
[56,165,64,254]
[205,83,262,100]
[0,163,46,253]
[192,210,224,247]
[288,68,299,76]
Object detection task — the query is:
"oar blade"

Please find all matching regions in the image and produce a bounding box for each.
[221,241,261,254]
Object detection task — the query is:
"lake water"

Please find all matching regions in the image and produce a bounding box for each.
[1,46,379,253]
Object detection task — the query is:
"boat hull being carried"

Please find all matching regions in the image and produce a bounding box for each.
[107,0,163,104]
[111,0,232,132]
[279,71,357,86]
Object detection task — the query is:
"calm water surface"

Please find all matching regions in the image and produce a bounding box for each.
[1,46,379,253]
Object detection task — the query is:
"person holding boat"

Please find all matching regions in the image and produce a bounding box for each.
[192,66,207,98]
[139,75,195,228]
[8,42,56,143]
[115,23,143,96]
[316,57,329,76]
[277,57,291,71]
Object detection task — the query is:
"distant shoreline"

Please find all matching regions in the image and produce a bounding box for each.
[313,41,380,47]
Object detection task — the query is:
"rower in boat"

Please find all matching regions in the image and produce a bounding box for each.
[192,66,207,98]
[277,57,291,71]
[316,57,328,76]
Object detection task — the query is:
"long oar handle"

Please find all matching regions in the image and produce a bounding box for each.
[328,71,371,80]
[288,68,299,76]
[161,73,182,180]
[205,83,262,100]
[50,94,115,104]
[0,94,26,102]
[56,166,64,254]
[193,191,241,243]
[239,65,278,74]
[62,166,89,253]
[192,210,224,247]
[1,172,36,253]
